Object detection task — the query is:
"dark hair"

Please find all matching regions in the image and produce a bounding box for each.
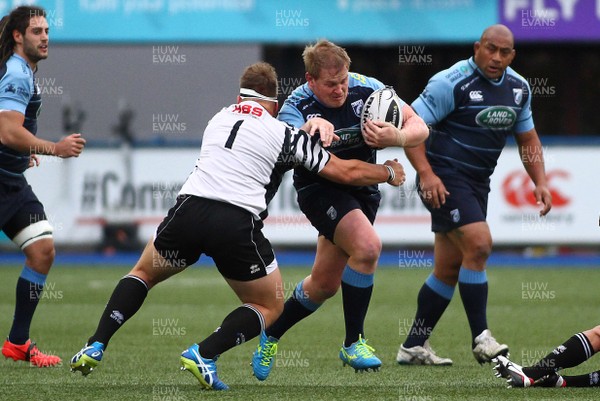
[240,62,278,98]
[0,6,46,66]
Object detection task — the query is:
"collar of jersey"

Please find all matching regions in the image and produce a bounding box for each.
[468,57,506,86]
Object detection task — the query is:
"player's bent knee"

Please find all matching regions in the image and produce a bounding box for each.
[467,241,492,263]
[271,298,284,320]
[588,325,600,343]
[311,280,340,300]
[13,220,54,251]
[353,239,382,265]
[250,298,283,327]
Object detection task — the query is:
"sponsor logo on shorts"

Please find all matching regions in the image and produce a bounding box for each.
[450,209,460,223]
[326,206,337,220]
[249,264,260,274]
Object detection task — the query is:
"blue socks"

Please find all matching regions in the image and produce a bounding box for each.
[458,268,488,342]
[341,267,374,346]
[266,280,321,339]
[403,273,454,348]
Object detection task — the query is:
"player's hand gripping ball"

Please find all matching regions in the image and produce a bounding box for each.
[360,86,403,136]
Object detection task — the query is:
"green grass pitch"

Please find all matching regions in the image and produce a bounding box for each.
[1,263,599,401]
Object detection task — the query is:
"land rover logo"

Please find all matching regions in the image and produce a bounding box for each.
[475,106,516,129]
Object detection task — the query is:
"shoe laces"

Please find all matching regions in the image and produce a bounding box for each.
[353,336,376,359]
[259,339,278,367]
[480,334,499,347]
[26,342,39,360]
[28,343,59,365]
[423,341,438,355]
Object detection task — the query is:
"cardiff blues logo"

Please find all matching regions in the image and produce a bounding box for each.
[351,99,364,117]
[450,209,460,223]
[513,88,523,105]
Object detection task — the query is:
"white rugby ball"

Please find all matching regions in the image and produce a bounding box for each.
[360,87,403,133]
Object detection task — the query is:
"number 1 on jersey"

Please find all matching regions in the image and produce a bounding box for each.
[225,120,244,149]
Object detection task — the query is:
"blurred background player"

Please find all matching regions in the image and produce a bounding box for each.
[494,325,600,388]
[0,5,86,367]
[396,24,552,366]
[252,39,428,379]
[69,62,406,390]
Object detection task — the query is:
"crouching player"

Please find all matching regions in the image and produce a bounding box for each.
[494,326,600,388]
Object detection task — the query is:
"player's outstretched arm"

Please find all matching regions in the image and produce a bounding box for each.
[0,110,86,158]
[362,105,428,149]
[318,154,405,187]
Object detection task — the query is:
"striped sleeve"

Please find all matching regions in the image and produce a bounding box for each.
[285,126,330,172]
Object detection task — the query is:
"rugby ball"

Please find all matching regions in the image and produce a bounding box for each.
[360,87,403,133]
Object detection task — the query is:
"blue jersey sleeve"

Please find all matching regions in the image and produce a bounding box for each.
[514,80,535,134]
[0,69,31,115]
[277,83,311,128]
[348,72,384,91]
[278,101,305,128]
[411,73,455,125]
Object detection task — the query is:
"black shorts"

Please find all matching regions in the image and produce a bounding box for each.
[153,195,276,281]
[297,185,381,243]
[0,175,47,239]
[418,174,489,233]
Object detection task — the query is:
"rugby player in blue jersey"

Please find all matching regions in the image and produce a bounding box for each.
[0,6,85,367]
[252,40,429,379]
[396,24,552,366]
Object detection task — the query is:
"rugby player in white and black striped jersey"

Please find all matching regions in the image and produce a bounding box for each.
[70,62,406,390]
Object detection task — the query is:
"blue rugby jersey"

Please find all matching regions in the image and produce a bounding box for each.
[0,54,42,176]
[412,57,534,183]
[278,72,385,194]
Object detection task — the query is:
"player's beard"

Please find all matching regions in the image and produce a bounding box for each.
[23,42,48,64]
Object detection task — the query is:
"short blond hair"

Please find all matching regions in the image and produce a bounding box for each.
[302,39,351,79]
[240,62,278,98]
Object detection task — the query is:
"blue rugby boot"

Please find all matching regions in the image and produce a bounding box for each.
[70,341,104,376]
[251,331,279,381]
[339,335,382,372]
[180,344,229,391]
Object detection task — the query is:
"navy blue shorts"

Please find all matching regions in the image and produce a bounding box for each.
[0,175,47,240]
[418,174,489,233]
[296,185,381,243]
[153,195,276,282]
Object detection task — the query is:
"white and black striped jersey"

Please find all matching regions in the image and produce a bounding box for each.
[179,100,331,219]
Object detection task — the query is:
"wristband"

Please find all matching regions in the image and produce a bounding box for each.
[385,165,395,184]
